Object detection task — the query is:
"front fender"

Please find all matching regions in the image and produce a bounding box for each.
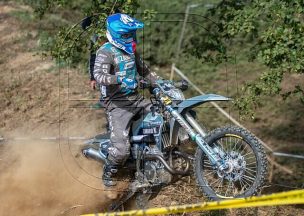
[177,94,231,114]
[170,94,231,145]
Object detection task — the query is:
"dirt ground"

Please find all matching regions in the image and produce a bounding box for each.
[0,3,120,215]
[0,2,303,216]
[0,140,115,215]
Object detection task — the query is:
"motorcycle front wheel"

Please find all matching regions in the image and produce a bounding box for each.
[194,125,268,200]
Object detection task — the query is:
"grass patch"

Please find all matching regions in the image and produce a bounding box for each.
[10,9,34,22]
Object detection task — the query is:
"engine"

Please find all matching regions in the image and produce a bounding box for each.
[143,160,172,185]
[141,145,172,185]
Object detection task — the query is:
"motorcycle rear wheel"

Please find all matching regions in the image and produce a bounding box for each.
[194,125,268,200]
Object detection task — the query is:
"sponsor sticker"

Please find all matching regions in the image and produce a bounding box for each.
[143,127,159,134]
[124,61,135,69]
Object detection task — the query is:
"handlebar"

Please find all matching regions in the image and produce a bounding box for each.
[139,79,188,92]
[173,80,188,91]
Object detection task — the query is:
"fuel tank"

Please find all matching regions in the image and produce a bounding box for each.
[132,112,164,148]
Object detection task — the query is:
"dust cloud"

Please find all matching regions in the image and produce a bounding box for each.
[0,138,119,216]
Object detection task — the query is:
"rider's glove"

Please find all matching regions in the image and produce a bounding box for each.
[117,77,138,90]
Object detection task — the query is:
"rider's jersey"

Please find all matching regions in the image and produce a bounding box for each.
[93,42,160,106]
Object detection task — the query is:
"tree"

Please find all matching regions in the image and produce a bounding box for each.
[24,0,141,65]
[24,0,304,117]
[205,0,304,117]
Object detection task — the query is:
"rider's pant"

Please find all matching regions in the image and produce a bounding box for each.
[106,98,151,165]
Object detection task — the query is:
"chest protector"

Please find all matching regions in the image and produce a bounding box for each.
[101,43,137,97]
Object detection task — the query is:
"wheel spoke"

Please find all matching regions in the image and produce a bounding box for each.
[203,170,217,178]
[214,142,226,159]
[226,137,230,153]
[197,127,267,200]
[239,178,245,191]
[242,151,255,157]
[246,161,257,166]
[215,178,224,194]
[236,140,245,152]
[224,181,234,197]
[203,158,212,165]
[245,156,257,161]
[229,136,233,152]
[245,170,256,178]
[209,176,222,187]
[227,137,232,150]
[245,167,257,173]
[242,174,255,183]
[239,143,250,156]
[216,139,223,150]
[203,160,214,170]
[246,167,257,172]
[204,167,213,171]
[239,177,250,190]
[232,137,242,151]
[204,163,213,167]
[241,178,253,189]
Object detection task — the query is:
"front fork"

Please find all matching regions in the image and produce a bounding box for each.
[166,106,227,170]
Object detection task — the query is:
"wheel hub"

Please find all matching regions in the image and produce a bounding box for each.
[217,151,246,182]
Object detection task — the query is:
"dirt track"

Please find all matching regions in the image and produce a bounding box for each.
[0,3,119,215]
[0,140,116,215]
[1,2,304,216]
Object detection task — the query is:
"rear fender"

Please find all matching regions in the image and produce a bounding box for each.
[170,94,231,145]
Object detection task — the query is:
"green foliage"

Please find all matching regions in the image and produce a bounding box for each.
[17,0,141,65]
[282,85,304,103]
[54,0,140,66]
[208,0,304,117]
[10,9,35,22]
[15,0,69,18]
[138,0,223,67]
[16,0,304,117]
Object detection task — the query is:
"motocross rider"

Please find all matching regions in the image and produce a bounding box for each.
[93,13,161,187]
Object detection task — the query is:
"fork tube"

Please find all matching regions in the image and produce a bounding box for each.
[166,106,223,166]
[185,112,226,158]
[166,106,196,140]
[184,112,207,137]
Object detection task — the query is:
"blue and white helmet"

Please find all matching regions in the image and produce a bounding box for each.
[106,13,144,54]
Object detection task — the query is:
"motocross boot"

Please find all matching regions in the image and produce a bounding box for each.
[102,163,118,187]
[100,140,111,156]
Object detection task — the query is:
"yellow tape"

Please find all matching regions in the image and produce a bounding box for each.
[81,190,304,216]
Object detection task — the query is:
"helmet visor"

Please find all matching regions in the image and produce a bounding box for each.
[120,32,136,43]
[121,32,134,39]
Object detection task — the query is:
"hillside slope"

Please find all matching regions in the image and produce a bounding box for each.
[0,3,118,215]
[0,2,303,216]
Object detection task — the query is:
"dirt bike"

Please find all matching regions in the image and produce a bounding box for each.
[82,79,268,209]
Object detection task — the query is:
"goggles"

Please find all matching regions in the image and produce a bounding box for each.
[121,32,134,39]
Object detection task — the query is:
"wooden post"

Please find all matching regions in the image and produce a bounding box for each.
[170,63,175,81]
[268,153,275,183]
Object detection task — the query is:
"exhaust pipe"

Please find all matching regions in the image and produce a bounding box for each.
[82,147,107,163]
[144,154,190,175]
